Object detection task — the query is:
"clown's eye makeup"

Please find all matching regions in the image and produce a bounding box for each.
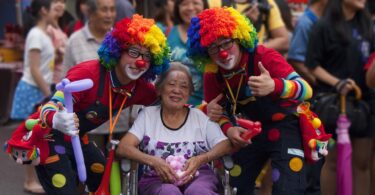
[127,47,152,62]
[207,39,234,55]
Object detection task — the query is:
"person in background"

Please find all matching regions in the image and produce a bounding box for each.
[288,0,326,86]
[47,0,68,90]
[62,0,116,76]
[208,0,290,54]
[64,0,89,36]
[154,0,175,36]
[275,0,294,41]
[167,0,209,106]
[305,0,375,194]
[116,62,232,194]
[115,0,135,22]
[11,0,55,193]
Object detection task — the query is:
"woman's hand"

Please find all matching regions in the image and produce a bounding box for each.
[227,126,251,147]
[180,156,204,185]
[207,94,224,122]
[248,62,275,96]
[335,79,356,96]
[151,156,178,183]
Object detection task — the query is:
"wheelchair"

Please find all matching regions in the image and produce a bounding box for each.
[120,154,237,195]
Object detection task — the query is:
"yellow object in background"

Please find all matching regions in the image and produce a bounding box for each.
[0,47,22,62]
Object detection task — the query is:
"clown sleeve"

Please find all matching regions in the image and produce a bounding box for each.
[39,91,65,127]
[255,45,313,101]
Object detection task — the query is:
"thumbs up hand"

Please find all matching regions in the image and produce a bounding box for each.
[207,94,224,122]
[247,62,275,97]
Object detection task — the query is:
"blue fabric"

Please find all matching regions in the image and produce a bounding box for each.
[168,26,203,106]
[11,80,44,120]
[287,9,318,62]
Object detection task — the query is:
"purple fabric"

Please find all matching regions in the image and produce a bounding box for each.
[336,114,352,195]
[138,166,219,195]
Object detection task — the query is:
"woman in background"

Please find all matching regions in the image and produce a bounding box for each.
[305,0,375,194]
[47,0,68,90]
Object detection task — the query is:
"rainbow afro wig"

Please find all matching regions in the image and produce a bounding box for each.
[98,14,170,81]
[187,7,258,72]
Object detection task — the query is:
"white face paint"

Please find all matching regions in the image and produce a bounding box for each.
[124,64,148,80]
[214,54,237,70]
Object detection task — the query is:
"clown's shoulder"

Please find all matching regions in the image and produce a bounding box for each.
[65,59,101,81]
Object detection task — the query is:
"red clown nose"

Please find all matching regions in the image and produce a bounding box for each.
[136,60,146,68]
[219,51,228,59]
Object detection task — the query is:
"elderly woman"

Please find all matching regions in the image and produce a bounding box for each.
[117,62,232,195]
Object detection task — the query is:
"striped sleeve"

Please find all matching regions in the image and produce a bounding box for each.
[39,91,65,126]
[274,71,313,101]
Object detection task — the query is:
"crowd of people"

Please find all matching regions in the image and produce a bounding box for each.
[4,0,375,194]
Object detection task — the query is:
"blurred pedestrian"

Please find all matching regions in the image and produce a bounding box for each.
[305,0,375,194]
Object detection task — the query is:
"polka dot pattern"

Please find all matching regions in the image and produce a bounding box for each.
[91,163,105,173]
[268,128,281,142]
[289,157,303,172]
[271,113,285,121]
[52,173,66,188]
[54,145,66,154]
[230,164,242,177]
[272,168,280,182]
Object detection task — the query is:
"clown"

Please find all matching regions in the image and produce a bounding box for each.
[187,7,314,194]
[5,15,169,194]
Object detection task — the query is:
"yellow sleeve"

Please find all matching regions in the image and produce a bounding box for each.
[208,0,222,8]
[267,0,285,31]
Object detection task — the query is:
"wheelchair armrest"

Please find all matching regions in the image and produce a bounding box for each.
[221,154,234,170]
[121,158,132,173]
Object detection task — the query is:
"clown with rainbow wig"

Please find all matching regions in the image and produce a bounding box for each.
[5,15,170,194]
[187,7,316,194]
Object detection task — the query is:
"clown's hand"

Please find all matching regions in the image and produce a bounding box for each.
[248,62,275,96]
[52,102,79,136]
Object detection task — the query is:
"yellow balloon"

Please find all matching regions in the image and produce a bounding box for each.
[312,118,322,129]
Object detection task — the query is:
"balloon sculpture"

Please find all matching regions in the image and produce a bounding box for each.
[237,119,262,141]
[297,102,332,163]
[166,155,199,186]
[56,78,93,182]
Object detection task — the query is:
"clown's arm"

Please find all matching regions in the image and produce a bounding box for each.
[249,46,313,101]
[204,73,250,147]
[39,66,92,135]
[39,91,79,136]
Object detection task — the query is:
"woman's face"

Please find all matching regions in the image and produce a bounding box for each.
[116,45,151,82]
[343,0,366,12]
[50,0,66,18]
[160,70,191,110]
[178,0,204,25]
